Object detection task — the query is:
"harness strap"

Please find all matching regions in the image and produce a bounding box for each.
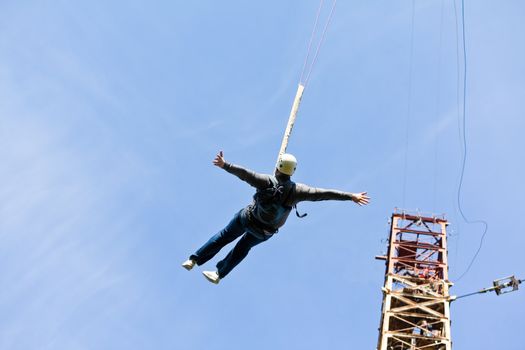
[283,183,307,219]
[294,205,308,218]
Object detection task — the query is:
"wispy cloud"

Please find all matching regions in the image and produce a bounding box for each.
[0,109,145,348]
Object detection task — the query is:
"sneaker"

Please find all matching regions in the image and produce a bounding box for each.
[202,271,220,284]
[182,259,196,271]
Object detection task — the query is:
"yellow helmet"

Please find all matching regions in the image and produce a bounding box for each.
[277,153,297,176]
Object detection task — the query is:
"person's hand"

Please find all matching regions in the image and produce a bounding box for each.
[351,192,370,206]
[213,150,226,168]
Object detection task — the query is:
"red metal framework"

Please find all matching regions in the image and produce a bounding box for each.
[376,211,452,350]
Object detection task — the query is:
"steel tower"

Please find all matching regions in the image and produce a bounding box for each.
[376,211,452,350]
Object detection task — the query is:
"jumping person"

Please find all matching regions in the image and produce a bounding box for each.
[182,151,370,284]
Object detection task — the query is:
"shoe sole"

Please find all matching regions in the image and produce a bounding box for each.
[202,272,220,284]
[182,260,195,271]
[182,264,193,271]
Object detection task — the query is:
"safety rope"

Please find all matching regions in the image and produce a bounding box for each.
[278,0,338,158]
[299,0,325,85]
[301,0,338,88]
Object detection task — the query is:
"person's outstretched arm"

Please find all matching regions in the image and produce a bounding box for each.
[213,150,272,189]
[293,183,370,206]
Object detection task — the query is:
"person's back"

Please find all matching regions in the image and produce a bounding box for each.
[249,173,296,235]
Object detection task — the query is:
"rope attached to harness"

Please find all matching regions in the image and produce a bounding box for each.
[277,0,338,163]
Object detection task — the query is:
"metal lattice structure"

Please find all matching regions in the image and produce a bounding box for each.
[376,211,453,350]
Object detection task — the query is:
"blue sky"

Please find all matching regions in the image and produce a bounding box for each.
[1,0,524,349]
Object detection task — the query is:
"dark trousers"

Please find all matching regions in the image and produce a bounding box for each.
[190,210,270,278]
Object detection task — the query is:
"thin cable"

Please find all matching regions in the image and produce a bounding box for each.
[300,0,325,84]
[453,0,463,162]
[455,290,483,300]
[452,0,461,266]
[455,278,524,299]
[402,0,416,208]
[432,0,446,213]
[454,0,489,282]
[303,0,338,88]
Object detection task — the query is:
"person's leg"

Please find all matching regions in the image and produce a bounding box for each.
[216,232,270,278]
[189,211,245,266]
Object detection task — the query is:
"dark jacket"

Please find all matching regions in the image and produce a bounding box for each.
[223,162,355,236]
